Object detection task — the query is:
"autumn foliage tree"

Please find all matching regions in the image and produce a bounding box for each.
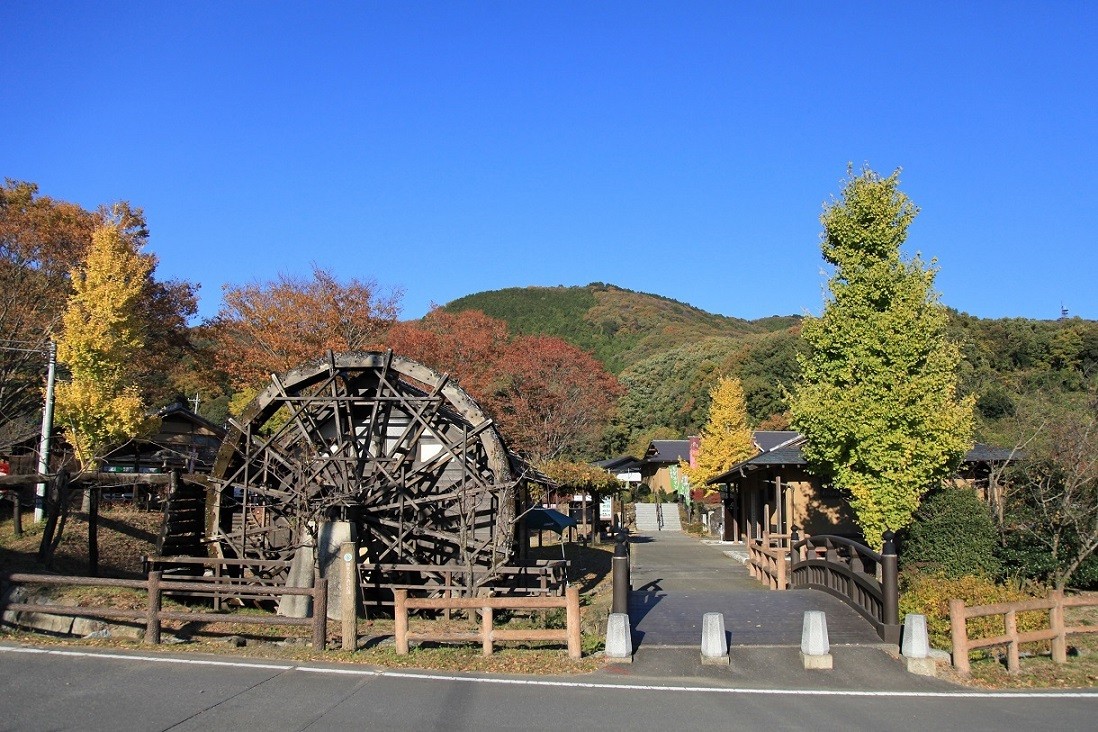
[493,335,624,462]
[0,181,97,427]
[54,224,158,470]
[385,307,510,400]
[1,182,197,438]
[385,309,624,462]
[211,266,402,390]
[680,376,756,490]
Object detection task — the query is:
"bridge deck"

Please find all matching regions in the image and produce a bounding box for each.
[627,531,881,647]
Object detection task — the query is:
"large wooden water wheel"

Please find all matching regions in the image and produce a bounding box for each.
[205,351,519,593]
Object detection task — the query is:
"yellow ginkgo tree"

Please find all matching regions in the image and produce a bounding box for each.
[55,223,159,471]
[680,376,757,492]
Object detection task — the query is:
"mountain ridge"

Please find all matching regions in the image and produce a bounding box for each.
[443,282,799,373]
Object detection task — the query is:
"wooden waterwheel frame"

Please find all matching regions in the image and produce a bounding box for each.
[205,350,518,591]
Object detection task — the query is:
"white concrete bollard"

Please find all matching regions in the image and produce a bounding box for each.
[605,612,633,663]
[800,610,833,669]
[700,612,729,665]
[902,613,936,676]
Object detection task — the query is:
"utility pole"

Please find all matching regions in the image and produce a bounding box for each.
[35,340,57,522]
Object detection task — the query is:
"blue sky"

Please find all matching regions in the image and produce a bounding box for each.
[3,2,1096,323]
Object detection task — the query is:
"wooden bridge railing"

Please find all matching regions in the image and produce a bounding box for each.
[788,530,900,645]
[747,538,789,590]
[949,590,1098,674]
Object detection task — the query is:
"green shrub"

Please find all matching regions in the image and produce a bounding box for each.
[900,571,1047,652]
[900,486,1001,579]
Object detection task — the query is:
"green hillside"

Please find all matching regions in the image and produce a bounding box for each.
[443,283,796,373]
[441,282,1098,457]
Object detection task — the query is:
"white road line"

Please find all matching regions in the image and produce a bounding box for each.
[1,645,294,671]
[3,644,1096,699]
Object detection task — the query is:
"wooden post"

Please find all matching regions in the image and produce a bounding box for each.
[1004,609,1020,674]
[581,491,588,543]
[949,598,969,674]
[10,493,22,537]
[776,547,787,590]
[444,570,452,621]
[146,571,162,645]
[340,541,358,652]
[1050,589,1067,664]
[565,585,581,660]
[213,561,222,611]
[313,577,328,651]
[481,602,494,656]
[394,589,409,654]
[87,486,99,577]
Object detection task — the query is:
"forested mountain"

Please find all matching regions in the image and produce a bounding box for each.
[444,283,797,374]
[443,284,1098,456]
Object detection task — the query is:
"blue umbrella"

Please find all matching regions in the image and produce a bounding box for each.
[522,506,578,533]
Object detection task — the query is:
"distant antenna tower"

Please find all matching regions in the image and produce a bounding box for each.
[1060,304,1069,320]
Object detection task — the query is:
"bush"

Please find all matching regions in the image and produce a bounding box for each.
[900,486,1001,579]
[900,571,1047,652]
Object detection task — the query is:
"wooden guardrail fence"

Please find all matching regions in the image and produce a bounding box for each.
[747,540,788,590]
[1,571,328,649]
[143,555,295,610]
[949,590,1098,674]
[393,585,581,659]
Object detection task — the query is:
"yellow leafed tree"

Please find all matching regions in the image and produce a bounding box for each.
[680,376,756,491]
[55,224,158,470]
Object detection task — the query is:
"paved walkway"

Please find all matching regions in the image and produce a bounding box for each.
[628,531,882,647]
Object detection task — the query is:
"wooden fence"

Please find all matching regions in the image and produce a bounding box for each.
[143,555,295,611]
[949,590,1098,674]
[747,540,788,590]
[359,560,568,615]
[1,571,328,649]
[393,585,582,659]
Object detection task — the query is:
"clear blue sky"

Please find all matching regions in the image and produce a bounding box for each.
[3,2,1096,323]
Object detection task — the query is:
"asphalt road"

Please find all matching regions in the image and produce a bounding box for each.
[2,644,1095,731]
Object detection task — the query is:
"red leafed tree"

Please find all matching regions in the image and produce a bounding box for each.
[386,310,623,461]
[211,266,402,389]
[491,335,624,462]
[385,307,510,400]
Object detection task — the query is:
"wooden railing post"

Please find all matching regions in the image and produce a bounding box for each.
[481,600,494,656]
[776,548,787,590]
[312,577,328,651]
[213,562,222,611]
[341,541,358,652]
[146,571,162,645]
[1004,609,1020,674]
[1051,589,1067,664]
[10,493,22,538]
[394,589,409,654]
[565,585,581,660]
[949,598,970,674]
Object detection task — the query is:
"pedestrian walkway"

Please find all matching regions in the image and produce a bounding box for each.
[627,531,881,647]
